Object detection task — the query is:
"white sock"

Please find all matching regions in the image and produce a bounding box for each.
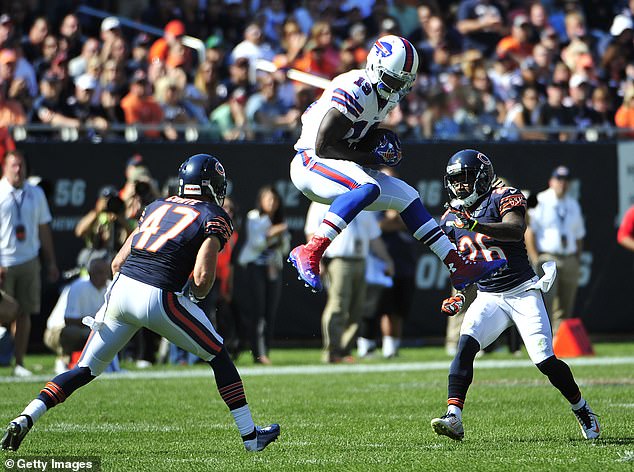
[21,399,47,423]
[315,212,347,241]
[413,220,455,260]
[571,397,586,411]
[448,405,462,420]
[357,337,376,357]
[383,336,397,358]
[231,404,255,438]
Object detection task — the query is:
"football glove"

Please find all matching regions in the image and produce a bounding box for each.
[441,293,465,316]
[372,130,402,167]
[445,203,478,231]
[183,280,205,304]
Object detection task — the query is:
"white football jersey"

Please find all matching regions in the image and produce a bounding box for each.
[294,69,398,152]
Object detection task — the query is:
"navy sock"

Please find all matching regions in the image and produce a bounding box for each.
[536,355,582,404]
[37,366,95,409]
[209,348,248,410]
[447,335,480,408]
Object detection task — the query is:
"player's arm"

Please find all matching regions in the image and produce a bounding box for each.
[190,235,221,300]
[315,108,376,165]
[111,228,139,274]
[472,209,526,241]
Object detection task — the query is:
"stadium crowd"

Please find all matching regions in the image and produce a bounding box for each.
[0,0,633,143]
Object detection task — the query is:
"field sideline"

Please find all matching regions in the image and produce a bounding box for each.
[1,344,633,471]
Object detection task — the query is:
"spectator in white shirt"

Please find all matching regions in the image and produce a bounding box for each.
[0,150,59,377]
[44,258,110,374]
[304,202,393,363]
[526,165,585,334]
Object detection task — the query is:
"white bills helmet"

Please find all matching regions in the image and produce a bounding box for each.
[366,35,419,102]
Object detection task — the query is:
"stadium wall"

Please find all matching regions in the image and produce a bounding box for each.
[21,142,633,340]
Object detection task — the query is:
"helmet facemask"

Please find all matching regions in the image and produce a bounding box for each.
[445,167,492,208]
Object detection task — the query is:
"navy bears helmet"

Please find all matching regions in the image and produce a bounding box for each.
[178,153,227,206]
[444,149,496,207]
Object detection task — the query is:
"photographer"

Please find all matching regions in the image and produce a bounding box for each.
[74,185,131,272]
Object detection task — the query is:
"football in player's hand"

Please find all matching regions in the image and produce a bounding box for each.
[355,128,402,167]
[355,128,396,152]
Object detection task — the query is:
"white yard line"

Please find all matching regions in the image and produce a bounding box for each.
[2,356,634,384]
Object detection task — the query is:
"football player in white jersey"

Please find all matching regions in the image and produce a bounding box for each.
[289,35,506,293]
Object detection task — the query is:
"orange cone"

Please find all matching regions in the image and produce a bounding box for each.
[553,318,594,358]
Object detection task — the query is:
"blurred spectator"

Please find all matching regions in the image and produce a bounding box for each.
[614,83,634,133]
[149,19,192,73]
[204,34,227,68]
[0,75,26,128]
[0,14,14,50]
[0,150,59,376]
[538,79,575,141]
[617,204,634,253]
[245,73,300,140]
[489,52,523,105]
[304,202,389,364]
[0,125,15,166]
[118,156,160,221]
[20,17,48,64]
[127,33,151,75]
[293,21,341,79]
[99,16,123,64]
[262,0,287,44]
[274,18,308,67]
[294,0,324,36]
[503,85,546,140]
[496,14,534,63]
[120,69,164,139]
[58,13,84,59]
[68,37,100,79]
[217,56,253,103]
[155,77,201,140]
[59,74,109,138]
[389,0,419,37]
[74,185,130,270]
[209,86,250,141]
[190,60,223,115]
[567,74,598,138]
[43,257,111,374]
[99,83,126,127]
[456,0,506,59]
[29,71,76,130]
[237,185,289,365]
[526,165,585,335]
[230,22,275,83]
[32,34,58,79]
[0,49,32,112]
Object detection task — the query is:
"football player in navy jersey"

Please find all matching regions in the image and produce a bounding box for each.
[2,154,280,453]
[430,149,600,441]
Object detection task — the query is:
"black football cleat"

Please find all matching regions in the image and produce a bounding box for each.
[1,415,32,451]
[244,424,280,452]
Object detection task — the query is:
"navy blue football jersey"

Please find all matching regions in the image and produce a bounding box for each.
[440,187,535,293]
[120,195,233,292]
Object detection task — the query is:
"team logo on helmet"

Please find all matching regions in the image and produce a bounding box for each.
[373,40,393,57]
[215,161,225,176]
[476,152,491,165]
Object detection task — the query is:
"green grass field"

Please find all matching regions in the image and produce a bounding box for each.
[1,344,634,471]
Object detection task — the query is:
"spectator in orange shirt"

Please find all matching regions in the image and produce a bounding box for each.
[615,85,634,136]
[0,79,26,127]
[293,21,340,79]
[149,20,191,72]
[496,14,534,63]
[120,69,163,138]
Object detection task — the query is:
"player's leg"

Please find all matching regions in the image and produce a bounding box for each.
[509,290,600,439]
[289,152,381,291]
[365,170,507,290]
[1,310,138,451]
[152,291,279,451]
[431,292,510,440]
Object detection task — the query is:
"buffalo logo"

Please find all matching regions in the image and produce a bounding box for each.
[374,40,393,57]
[476,152,491,165]
[215,161,225,176]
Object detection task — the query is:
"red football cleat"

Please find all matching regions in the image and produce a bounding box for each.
[288,236,330,292]
[444,250,507,291]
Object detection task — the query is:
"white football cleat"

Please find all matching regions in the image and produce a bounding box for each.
[431,413,464,440]
[572,402,600,439]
